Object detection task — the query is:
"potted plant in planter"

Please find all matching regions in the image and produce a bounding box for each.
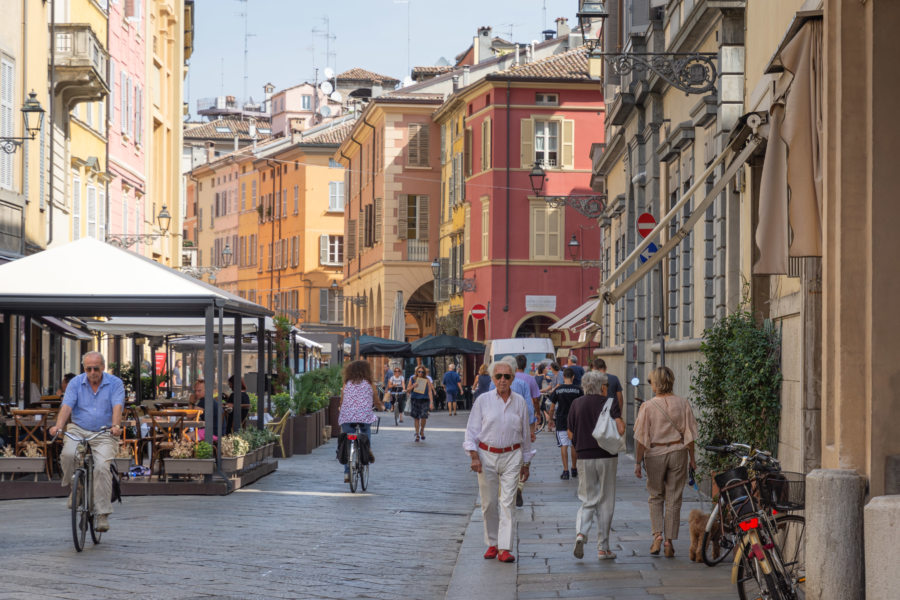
[293,366,343,453]
[162,439,215,480]
[0,442,47,481]
[220,433,250,474]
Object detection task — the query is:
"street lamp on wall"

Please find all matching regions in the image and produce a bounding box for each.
[0,91,45,154]
[576,1,608,52]
[107,205,174,248]
[568,234,581,260]
[430,256,477,292]
[221,242,232,267]
[529,161,606,219]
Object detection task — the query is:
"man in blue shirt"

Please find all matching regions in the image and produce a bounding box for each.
[442,363,463,416]
[567,355,585,386]
[50,351,124,533]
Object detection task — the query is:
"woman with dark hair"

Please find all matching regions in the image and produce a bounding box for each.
[633,366,698,558]
[406,364,435,442]
[338,360,383,483]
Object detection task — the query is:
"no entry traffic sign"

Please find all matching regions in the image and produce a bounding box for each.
[637,212,657,239]
[471,304,487,320]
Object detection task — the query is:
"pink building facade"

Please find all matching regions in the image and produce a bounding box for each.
[106,0,147,251]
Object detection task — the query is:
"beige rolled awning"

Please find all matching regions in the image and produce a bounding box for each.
[549,297,600,332]
[593,133,762,316]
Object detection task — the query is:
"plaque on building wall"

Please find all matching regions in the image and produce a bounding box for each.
[525,295,557,312]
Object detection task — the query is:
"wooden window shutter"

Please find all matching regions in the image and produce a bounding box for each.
[408,123,429,167]
[464,205,471,265]
[398,195,408,239]
[319,289,329,323]
[417,124,429,166]
[532,205,546,259]
[464,128,473,177]
[358,212,366,252]
[481,118,492,172]
[417,196,430,242]
[520,118,534,169]
[347,220,357,257]
[436,257,450,301]
[562,119,575,169]
[320,234,328,265]
[374,197,383,243]
[548,208,561,259]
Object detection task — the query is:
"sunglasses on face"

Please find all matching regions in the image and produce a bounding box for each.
[84,366,103,372]
[493,373,513,381]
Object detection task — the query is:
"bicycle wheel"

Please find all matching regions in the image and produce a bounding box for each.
[702,508,737,566]
[71,469,87,552]
[89,513,102,545]
[736,544,786,600]
[348,442,358,493]
[360,459,369,491]
[769,514,806,599]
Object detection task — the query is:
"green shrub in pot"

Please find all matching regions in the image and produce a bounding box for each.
[194,441,214,459]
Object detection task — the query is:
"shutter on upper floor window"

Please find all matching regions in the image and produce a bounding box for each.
[464,128,472,177]
[464,205,471,264]
[562,119,575,169]
[358,212,365,252]
[532,205,546,258]
[347,220,357,257]
[374,197,383,243]
[520,118,534,169]
[319,289,329,323]
[417,196,429,242]
[408,123,430,167]
[398,196,408,240]
[320,234,328,265]
[439,257,450,300]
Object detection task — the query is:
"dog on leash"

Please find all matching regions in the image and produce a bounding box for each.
[688,509,721,562]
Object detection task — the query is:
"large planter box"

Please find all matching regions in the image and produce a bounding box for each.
[163,458,216,478]
[315,409,326,447]
[293,413,318,455]
[112,457,133,476]
[328,396,341,437]
[0,457,46,480]
[275,416,294,459]
[221,455,247,474]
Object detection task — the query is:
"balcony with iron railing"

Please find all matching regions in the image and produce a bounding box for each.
[53,24,109,111]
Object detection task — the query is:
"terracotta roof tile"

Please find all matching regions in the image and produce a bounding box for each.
[378,92,445,104]
[411,65,455,76]
[298,119,357,145]
[492,47,590,81]
[183,118,272,141]
[337,68,400,84]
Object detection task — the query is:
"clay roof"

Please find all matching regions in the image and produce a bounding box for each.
[377,92,445,104]
[183,118,272,141]
[411,65,455,77]
[489,47,590,82]
[298,119,357,145]
[337,68,400,85]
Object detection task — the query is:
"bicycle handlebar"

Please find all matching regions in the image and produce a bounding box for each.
[55,426,113,444]
[704,442,780,467]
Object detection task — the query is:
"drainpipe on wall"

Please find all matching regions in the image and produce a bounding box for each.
[48,0,56,245]
[503,80,510,312]
[105,11,110,246]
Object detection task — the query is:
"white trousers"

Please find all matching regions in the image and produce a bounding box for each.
[60,423,118,516]
[575,456,618,551]
[477,448,522,551]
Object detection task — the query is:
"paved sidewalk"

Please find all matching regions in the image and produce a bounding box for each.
[447,424,735,600]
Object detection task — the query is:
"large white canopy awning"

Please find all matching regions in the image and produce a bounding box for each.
[86,316,276,337]
[0,238,272,318]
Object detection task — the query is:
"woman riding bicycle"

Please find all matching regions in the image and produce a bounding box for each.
[384,366,406,425]
[338,360,383,483]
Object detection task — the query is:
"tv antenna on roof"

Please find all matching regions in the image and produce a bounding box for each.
[236,0,256,106]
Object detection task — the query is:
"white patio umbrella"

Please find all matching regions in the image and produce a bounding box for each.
[389,291,405,341]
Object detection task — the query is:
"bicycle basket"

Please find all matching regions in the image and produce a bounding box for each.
[714,466,755,517]
[758,471,805,511]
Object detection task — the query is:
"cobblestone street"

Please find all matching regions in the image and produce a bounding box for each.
[0,411,737,599]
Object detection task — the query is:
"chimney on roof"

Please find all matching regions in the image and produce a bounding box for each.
[452,74,460,93]
[475,26,492,64]
[205,141,215,163]
[542,29,555,41]
[556,17,570,38]
[462,65,470,87]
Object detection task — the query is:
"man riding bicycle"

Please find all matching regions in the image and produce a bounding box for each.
[49,351,124,533]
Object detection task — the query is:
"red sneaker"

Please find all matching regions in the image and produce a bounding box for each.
[483,546,499,559]
[497,550,516,563]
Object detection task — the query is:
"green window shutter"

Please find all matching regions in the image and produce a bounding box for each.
[520,118,534,169]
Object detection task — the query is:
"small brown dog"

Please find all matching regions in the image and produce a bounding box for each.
[688,509,721,562]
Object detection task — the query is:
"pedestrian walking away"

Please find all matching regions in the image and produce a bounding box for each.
[591,357,623,413]
[566,355,584,386]
[463,360,534,564]
[48,351,124,534]
[633,366,698,558]
[338,360,383,483]
[406,365,435,442]
[442,363,463,416]
[567,371,625,560]
[549,368,582,480]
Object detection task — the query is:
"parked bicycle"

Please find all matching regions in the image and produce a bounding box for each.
[59,427,114,552]
[346,417,379,493]
[703,442,806,600]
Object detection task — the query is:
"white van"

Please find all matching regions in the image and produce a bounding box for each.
[483,338,556,370]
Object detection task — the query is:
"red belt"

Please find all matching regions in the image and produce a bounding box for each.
[478,441,521,454]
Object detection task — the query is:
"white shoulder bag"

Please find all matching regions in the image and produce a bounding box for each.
[591,397,625,455]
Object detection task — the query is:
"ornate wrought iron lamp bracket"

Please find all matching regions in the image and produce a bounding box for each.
[106,233,167,249]
[445,278,477,293]
[543,195,607,219]
[601,52,718,95]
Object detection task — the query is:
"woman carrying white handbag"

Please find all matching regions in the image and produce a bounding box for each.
[566,371,625,561]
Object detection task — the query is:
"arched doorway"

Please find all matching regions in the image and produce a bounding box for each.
[513,314,557,338]
[406,282,436,341]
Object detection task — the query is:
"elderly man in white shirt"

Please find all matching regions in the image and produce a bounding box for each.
[464,359,534,563]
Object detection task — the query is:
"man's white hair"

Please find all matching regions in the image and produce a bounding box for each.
[81,351,105,366]
[489,360,514,378]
